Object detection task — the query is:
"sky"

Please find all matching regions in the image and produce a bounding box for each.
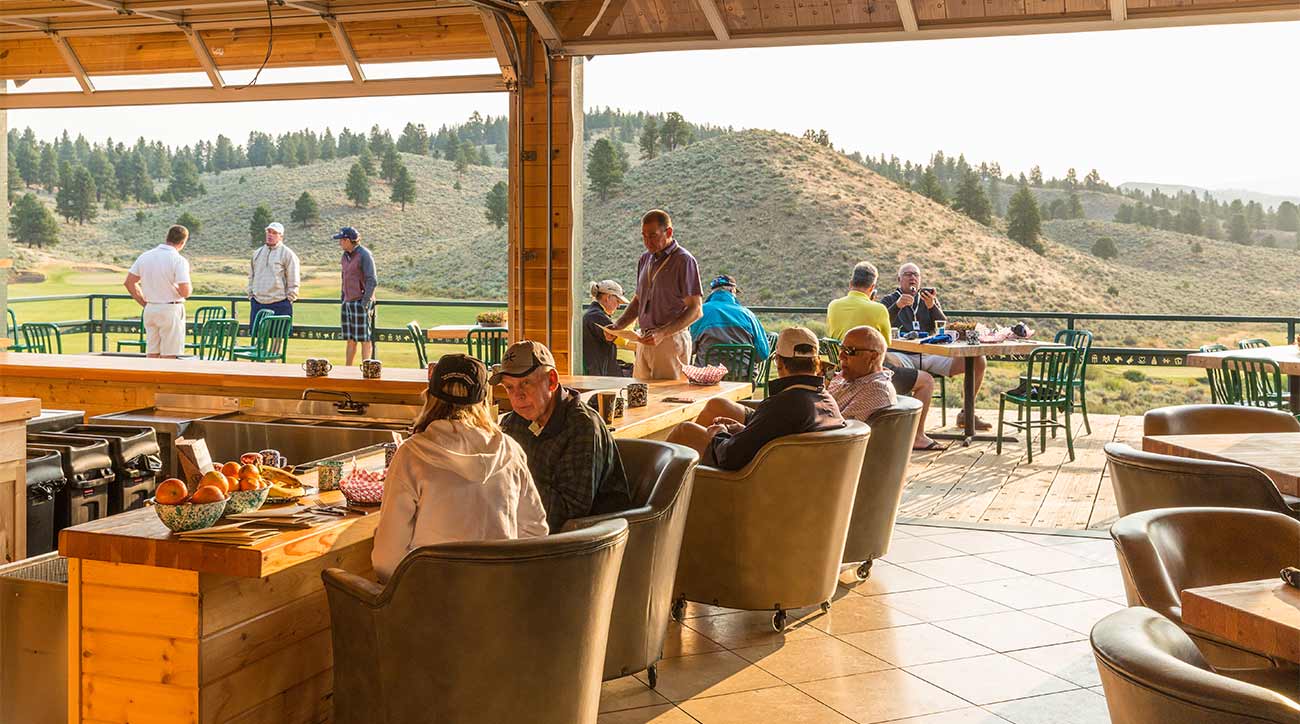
[8,20,1300,196]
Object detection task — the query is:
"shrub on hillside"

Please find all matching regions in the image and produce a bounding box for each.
[175,212,201,238]
[9,193,59,248]
[291,192,320,227]
[1091,236,1119,259]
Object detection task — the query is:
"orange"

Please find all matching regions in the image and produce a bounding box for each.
[225,475,239,491]
[190,484,227,504]
[156,478,188,505]
[220,461,241,478]
[237,463,260,481]
[238,477,260,492]
[201,470,229,494]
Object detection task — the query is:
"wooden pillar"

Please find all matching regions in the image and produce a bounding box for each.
[1,81,9,351]
[509,40,584,374]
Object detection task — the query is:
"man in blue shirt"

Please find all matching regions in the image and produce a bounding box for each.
[690,275,770,380]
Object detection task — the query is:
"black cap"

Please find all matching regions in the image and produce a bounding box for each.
[428,354,489,405]
[333,226,359,241]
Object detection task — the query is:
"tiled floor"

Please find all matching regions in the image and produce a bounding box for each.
[599,524,1122,724]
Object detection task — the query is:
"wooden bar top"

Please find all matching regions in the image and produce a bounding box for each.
[0,396,40,424]
[60,490,379,578]
[1186,345,1300,373]
[1182,579,1300,663]
[889,339,1044,358]
[1143,432,1300,495]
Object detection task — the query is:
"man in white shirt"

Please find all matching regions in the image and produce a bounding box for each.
[123,225,192,358]
[247,221,301,321]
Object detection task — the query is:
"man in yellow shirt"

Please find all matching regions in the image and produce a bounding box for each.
[826,262,941,450]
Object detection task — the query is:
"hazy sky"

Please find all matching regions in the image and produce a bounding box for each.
[8,20,1299,195]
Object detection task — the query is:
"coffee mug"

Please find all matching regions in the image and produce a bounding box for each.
[381,442,399,469]
[594,391,619,424]
[317,460,344,491]
[626,382,649,408]
[360,359,382,379]
[301,358,333,377]
[259,449,285,469]
[614,394,625,419]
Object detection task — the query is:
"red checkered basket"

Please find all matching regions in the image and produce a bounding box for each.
[339,465,386,506]
[682,363,728,386]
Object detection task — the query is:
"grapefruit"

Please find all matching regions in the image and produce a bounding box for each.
[156,479,188,505]
[190,485,227,504]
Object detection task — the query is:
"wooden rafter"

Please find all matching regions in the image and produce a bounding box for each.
[0,74,507,109]
[0,17,50,29]
[67,0,184,23]
[896,0,919,32]
[519,1,562,49]
[582,0,627,36]
[280,0,330,14]
[478,9,518,85]
[181,24,224,87]
[1111,0,1128,22]
[322,15,366,83]
[694,0,729,40]
[48,32,96,93]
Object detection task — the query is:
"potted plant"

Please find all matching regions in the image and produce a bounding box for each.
[476,311,506,327]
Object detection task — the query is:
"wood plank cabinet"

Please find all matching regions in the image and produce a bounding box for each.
[0,397,40,562]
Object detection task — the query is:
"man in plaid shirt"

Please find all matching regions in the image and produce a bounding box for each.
[495,341,632,531]
[827,326,898,423]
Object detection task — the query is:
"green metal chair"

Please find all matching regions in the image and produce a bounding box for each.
[1221,356,1286,410]
[703,343,758,387]
[818,337,841,369]
[232,308,273,358]
[996,346,1078,464]
[407,321,430,369]
[467,327,508,366]
[117,312,147,352]
[196,318,239,361]
[1199,343,1231,404]
[1238,338,1271,349]
[233,315,292,363]
[1054,328,1094,435]
[20,322,63,355]
[184,306,231,353]
[5,309,31,352]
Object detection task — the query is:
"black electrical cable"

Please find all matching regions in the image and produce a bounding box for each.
[231,0,275,90]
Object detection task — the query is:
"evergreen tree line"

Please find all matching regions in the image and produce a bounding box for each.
[585,110,710,202]
[1117,186,1298,237]
[1113,196,1299,247]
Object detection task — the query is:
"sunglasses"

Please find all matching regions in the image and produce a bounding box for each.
[840,346,881,357]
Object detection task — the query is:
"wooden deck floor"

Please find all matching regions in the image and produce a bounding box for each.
[899,410,1144,532]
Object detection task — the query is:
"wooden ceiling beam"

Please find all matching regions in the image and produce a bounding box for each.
[322,16,367,83]
[280,0,330,13]
[896,0,919,31]
[181,25,224,87]
[0,17,51,29]
[519,1,563,49]
[694,0,730,40]
[1110,0,1127,22]
[582,0,627,35]
[478,9,518,85]
[67,0,184,23]
[0,74,507,109]
[48,32,96,93]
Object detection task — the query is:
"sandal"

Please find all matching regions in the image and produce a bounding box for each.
[912,440,948,452]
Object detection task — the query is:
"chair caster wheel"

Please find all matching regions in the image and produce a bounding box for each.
[670,596,687,623]
[855,560,873,581]
[820,601,831,613]
[772,609,787,632]
[647,664,658,689]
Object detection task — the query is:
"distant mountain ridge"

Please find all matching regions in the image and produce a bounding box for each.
[1120,182,1300,210]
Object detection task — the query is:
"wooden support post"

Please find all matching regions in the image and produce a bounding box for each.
[695,0,731,41]
[509,40,583,373]
[323,16,366,84]
[181,25,224,88]
[1111,0,1127,22]
[49,32,95,93]
[479,9,518,86]
[0,81,7,351]
[896,0,919,32]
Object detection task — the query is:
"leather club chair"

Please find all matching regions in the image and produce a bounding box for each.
[1110,507,1300,671]
[1105,442,1299,520]
[1143,404,1300,437]
[322,519,629,724]
[1092,607,1300,724]
[672,420,871,632]
[562,439,699,688]
[842,397,924,580]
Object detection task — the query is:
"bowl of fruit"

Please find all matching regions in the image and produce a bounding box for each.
[152,476,229,532]
[217,459,271,515]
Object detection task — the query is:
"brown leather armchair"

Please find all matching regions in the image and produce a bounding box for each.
[673,421,871,632]
[1110,507,1300,670]
[562,440,699,688]
[1105,443,1299,520]
[322,519,629,724]
[1092,607,1300,724]
[842,397,924,580]
[1143,404,1300,436]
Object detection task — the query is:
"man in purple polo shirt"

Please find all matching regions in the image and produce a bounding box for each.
[612,209,704,380]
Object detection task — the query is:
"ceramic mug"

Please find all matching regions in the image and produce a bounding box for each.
[381,442,399,469]
[614,393,625,419]
[626,382,649,408]
[360,359,382,379]
[301,358,333,377]
[259,449,285,469]
[317,460,344,491]
[594,391,619,424]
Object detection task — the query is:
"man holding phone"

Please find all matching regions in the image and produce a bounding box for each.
[880,262,989,431]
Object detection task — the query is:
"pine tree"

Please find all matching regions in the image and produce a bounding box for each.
[914,169,947,205]
[1278,201,1300,232]
[1114,204,1134,224]
[320,129,337,161]
[86,150,114,202]
[175,212,201,238]
[55,166,97,225]
[380,147,402,183]
[1029,166,1044,186]
[38,146,58,192]
[9,193,59,248]
[212,135,235,173]
[249,204,273,246]
[1067,192,1084,219]
[345,163,371,208]
[586,138,625,202]
[358,147,375,176]
[291,192,320,227]
[390,165,416,211]
[951,170,992,225]
[453,145,470,184]
[1228,213,1251,244]
[659,112,691,152]
[135,210,147,225]
[485,181,508,229]
[1006,185,1044,254]
[397,123,429,155]
[639,117,659,160]
[167,157,204,202]
[1091,236,1119,259]
[1204,216,1222,240]
[6,153,21,204]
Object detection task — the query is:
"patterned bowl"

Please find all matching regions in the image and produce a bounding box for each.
[682,363,728,386]
[224,487,270,515]
[153,498,228,532]
[340,467,386,506]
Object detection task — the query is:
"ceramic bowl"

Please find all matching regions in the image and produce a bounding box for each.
[224,487,270,515]
[153,498,228,532]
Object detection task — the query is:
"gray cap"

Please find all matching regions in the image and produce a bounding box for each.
[488,341,557,385]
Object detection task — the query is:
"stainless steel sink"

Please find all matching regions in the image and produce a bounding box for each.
[185,420,402,470]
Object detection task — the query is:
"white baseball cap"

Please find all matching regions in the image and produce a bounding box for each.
[776,327,820,358]
[593,280,630,304]
[265,222,285,234]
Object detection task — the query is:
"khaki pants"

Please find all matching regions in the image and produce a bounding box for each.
[634,329,692,380]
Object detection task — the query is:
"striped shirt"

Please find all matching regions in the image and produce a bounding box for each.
[827,370,898,422]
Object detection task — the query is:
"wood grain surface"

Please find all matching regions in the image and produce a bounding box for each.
[1143,432,1300,495]
[1185,345,1300,374]
[1182,579,1300,663]
[889,338,1045,358]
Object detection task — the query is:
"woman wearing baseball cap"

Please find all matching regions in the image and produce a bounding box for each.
[371,354,548,583]
[582,279,634,377]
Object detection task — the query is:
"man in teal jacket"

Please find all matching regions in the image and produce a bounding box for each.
[690,275,770,378]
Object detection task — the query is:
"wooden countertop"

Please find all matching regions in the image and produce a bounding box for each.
[598,380,752,439]
[1186,345,1300,374]
[0,397,40,424]
[889,339,1045,358]
[60,490,379,578]
[1182,579,1300,663]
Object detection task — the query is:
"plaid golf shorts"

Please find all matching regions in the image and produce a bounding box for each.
[341,300,375,342]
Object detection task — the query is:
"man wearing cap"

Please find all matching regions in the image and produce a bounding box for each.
[247,221,301,322]
[336,226,377,365]
[690,274,770,377]
[494,340,632,531]
[582,279,633,377]
[668,327,845,471]
[123,224,192,359]
[611,209,704,380]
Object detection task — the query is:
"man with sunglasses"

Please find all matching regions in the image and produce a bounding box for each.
[827,326,899,425]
